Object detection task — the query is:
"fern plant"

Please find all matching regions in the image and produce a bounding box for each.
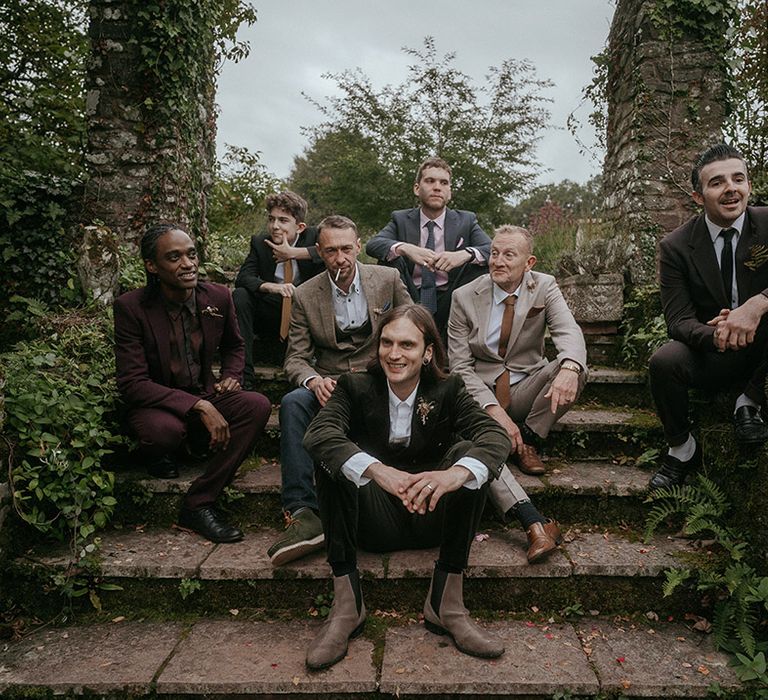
[645,474,768,686]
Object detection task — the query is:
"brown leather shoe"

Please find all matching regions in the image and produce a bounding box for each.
[513,443,546,475]
[306,574,366,671]
[423,571,505,658]
[526,519,561,563]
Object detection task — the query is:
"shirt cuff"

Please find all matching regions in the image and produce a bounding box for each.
[455,457,489,489]
[301,375,319,390]
[387,242,405,261]
[340,451,377,486]
[466,246,483,264]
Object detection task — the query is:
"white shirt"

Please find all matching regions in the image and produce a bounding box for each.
[705,212,745,309]
[273,237,301,285]
[329,264,369,331]
[340,381,490,489]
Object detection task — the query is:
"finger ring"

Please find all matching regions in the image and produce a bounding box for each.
[425,483,434,491]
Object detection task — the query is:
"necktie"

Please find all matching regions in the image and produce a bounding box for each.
[279,259,294,341]
[420,220,437,313]
[720,228,735,309]
[494,294,517,410]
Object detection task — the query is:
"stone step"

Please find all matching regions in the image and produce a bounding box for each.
[10,526,699,618]
[252,363,648,405]
[0,616,742,698]
[248,404,662,460]
[113,458,655,528]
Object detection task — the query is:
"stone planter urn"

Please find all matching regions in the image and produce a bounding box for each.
[558,272,624,324]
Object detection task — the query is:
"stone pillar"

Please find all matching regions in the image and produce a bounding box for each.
[81,0,216,300]
[603,0,729,283]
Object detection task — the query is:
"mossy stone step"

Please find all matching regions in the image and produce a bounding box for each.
[11,525,701,618]
[0,613,744,698]
[113,457,655,529]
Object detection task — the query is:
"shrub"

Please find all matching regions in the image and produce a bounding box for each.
[1,307,123,545]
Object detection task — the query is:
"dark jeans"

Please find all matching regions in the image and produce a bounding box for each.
[127,389,271,508]
[316,447,488,571]
[279,387,320,513]
[649,325,768,445]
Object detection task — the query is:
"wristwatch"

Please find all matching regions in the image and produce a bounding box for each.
[560,360,582,375]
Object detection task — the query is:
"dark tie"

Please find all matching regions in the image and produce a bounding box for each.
[720,228,736,308]
[420,220,437,313]
[494,294,517,410]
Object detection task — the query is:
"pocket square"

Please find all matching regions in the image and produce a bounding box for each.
[526,306,544,318]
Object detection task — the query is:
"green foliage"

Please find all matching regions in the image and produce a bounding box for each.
[179,578,202,600]
[1,308,123,543]
[292,36,551,231]
[621,285,668,369]
[207,145,282,268]
[0,0,88,317]
[311,591,334,619]
[725,0,768,204]
[645,473,768,686]
[506,177,604,227]
[648,0,738,43]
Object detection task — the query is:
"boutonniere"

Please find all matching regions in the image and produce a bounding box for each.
[373,302,392,316]
[745,244,768,271]
[416,397,435,425]
[202,305,223,318]
[526,277,537,292]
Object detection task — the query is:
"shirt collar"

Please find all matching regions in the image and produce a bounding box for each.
[387,381,419,411]
[492,281,521,305]
[705,212,746,244]
[164,291,197,315]
[328,263,362,296]
[419,209,447,231]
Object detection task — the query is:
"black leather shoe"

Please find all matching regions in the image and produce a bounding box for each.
[146,455,179,479]
[178,506,244,543]
[648,442,702,491]
[733,406,768,445]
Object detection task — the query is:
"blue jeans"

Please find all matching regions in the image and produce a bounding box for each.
[279,387,320,513]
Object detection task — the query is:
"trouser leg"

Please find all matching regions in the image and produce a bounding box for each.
[279,387,320,513]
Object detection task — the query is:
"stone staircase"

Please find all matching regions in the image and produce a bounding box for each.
[0,334,748,697]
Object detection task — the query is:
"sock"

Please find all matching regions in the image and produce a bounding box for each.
[512,499,547,530]
[668,434,696,462]
[520,423,543,448]
[734,394,760,414]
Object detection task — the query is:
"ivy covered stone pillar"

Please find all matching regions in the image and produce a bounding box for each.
[602,0,733,283]
[81,0,218,299]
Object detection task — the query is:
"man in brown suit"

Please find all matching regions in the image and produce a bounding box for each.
[448,225,587,560]
[267,215,412,566]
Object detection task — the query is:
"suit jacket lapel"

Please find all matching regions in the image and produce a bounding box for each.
[196,285,217,372]
[143,295,173,386]
[443,209,459,251]
[506,272,534,354]
[406,208,422,247]
[472,276,496,360]
[735,210,754,300]
[316,273,339,348]
[689,216,728,307]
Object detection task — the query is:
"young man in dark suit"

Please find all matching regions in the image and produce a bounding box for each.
[114,224,271,542]
[303,305,509,670]
[233,191,324,387]
[649,143,768,489]
[365,157,491,336]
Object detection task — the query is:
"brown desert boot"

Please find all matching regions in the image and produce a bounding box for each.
[526,518,562,563]
[513,443,546,475]
[306,573,366,671]
[423,571,505,658]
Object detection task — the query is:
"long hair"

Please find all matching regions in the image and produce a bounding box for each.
[367,304,448,383]
[140,223,185,300]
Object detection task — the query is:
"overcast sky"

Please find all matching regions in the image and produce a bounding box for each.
[216,1,616,190]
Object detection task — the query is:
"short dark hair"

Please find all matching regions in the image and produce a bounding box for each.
[265,190,308,223]
[317,214,358,243]
[367,304,448,382]
[140,222,187,298]
[691,143,747,193]
[415,156,452,183]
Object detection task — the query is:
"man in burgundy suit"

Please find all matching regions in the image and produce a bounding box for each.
[114,223,271,542]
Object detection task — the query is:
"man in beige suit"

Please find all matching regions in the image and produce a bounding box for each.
[268,215,412,566]
[448,225,587,560]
